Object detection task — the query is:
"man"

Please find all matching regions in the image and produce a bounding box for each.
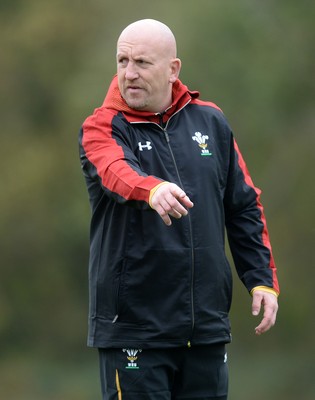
[79,19,279,400]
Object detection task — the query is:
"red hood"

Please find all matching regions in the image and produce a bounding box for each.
[102,75,200,123]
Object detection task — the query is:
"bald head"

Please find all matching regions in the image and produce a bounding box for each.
[116,19,181,113]
[117,19,177,59]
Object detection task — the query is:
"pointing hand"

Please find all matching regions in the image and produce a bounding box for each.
[150,183,194,226]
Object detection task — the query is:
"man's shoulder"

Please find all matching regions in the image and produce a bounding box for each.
[187,98,231,134]
[82,105,122,132]
[190,97,223,113]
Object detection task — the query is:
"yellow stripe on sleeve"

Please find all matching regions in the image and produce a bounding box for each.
[149,182,169,208]
[250,286,279,297]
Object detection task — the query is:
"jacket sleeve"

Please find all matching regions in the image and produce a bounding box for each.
[79,106,163,207]
[224,136,280,294]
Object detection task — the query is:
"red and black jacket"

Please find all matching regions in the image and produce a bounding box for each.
[79,75,279,349]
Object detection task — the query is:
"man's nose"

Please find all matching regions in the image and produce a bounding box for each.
[125,62,139,80]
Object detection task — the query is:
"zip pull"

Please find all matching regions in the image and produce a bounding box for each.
[187,341,191,348]
[112,315,119,323]
[158,111,167,128]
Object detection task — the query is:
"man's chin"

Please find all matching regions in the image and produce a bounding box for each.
[125,99,148,111]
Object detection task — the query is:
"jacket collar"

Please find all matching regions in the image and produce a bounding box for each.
[102,75,199,124]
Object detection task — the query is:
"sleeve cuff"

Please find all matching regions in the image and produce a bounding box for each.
[250,286,279,297]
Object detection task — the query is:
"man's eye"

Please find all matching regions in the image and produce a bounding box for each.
[137,59,150,66]
[118,58,128,66]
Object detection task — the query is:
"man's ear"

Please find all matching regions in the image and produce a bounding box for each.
[169,58,181,83]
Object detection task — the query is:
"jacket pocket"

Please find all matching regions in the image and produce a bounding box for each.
[95,257,126,322]
[194,246,233,315]
[114,249,192,332]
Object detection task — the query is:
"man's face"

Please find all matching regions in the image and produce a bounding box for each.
[117,39,176,113]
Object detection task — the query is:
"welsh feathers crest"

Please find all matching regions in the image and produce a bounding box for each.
[192,132,212,156]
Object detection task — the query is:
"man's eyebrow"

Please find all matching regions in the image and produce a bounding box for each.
[116,50,154,62]
[134,54,154,62]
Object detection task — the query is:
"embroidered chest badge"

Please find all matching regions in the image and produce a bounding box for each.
[122,348,142,369]
[192,132,212,156]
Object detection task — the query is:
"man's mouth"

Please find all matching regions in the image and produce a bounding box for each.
[127,86,142,92]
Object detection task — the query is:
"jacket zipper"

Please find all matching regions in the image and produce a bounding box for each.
[161,119,195,344]
[131,100,195,344]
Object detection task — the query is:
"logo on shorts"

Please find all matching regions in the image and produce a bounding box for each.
[122,348,142,369]
[192,132,212,156]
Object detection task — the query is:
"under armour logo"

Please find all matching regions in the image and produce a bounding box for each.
[138,141,152,151]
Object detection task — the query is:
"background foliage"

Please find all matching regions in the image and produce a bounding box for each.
[1,0,314,398]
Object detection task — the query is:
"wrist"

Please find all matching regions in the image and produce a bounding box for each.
[149,182,169,208]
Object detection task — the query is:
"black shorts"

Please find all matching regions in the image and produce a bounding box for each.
[98,344,228,400]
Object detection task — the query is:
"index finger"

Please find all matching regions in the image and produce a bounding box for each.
[255,303,277,335]
[169,185,194,209]
[255,316,273,335]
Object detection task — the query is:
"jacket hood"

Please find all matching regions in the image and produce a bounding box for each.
[102,75,200,123]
